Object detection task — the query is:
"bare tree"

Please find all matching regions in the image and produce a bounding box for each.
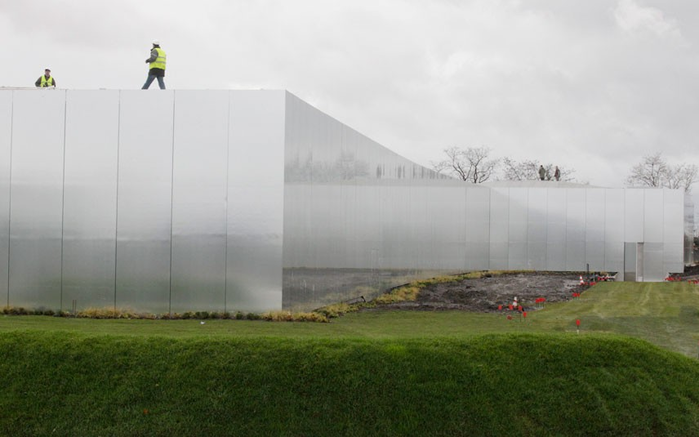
[432,146,499,183]
[501,158,540,181]
[626,153,697,192]
[501,158,576,182]
[626,152,666,188]
[664,163,698,192]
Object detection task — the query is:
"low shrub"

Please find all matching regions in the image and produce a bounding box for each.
[4,306,31,316]
[77,308,122,319]
[374,285,421,304]
[294,312,329,323]
[261,311,329,323]
[262,311,294,322]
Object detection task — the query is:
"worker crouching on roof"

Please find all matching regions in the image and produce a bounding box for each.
[35,69,56,88]
[142,40,167,90]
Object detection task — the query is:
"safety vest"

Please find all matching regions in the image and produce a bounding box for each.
[150,48,167,70]
[40,76,55,87]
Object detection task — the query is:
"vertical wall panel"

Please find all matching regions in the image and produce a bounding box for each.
[664,190,684,273]
[356,183,381,267]
[0,91,11,305]
[228,91,285,312]
[62,90,119,310]
[565,189,585,270]
[508,188,527,269]
[9,90,66,309]
[465,187,490,270]
[604,189,625,273]
[527,188,547,269]
[170,91,229,313]
[624,242,637,281]
[408,185,430,267]
[546,188,567,270]
[644,190,664,242]
[115,91,174,313]
[643,242,665,281]
[489,188,509,269]
[386,185,412,268]
[585,189,605,270]
[663,190,683,244]
[625,189,644,242]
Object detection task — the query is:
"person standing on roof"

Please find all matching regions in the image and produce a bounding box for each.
[142,40,167,90]
[35,68,56,88]
[554,166,561,181]
[538,165,546,181]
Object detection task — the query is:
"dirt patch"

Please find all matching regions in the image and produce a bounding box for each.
[673,264,699,282]
[375,272,589,313]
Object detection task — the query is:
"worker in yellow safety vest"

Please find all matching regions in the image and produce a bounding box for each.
[35,68,56,88]
[142,40,167,90]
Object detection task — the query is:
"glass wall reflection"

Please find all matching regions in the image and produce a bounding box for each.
[0,89,692,314]
[282,93,692,310]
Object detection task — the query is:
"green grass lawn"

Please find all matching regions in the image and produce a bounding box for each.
[2,281,698,356]
[2,281,699,436]
[2,332,699,436]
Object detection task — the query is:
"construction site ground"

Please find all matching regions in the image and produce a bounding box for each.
[373,272,589,313]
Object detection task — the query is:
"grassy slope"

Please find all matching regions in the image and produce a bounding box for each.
[1,282,697,355]
[532,282,699,357]
[1,281,699,435]
[2,332,699,436]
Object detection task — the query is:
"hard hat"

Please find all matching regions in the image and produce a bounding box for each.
[152,40,160,45]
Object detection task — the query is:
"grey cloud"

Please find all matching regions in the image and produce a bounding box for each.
[1,0,697,189]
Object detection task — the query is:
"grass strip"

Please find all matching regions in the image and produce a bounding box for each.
[1,332,699,436]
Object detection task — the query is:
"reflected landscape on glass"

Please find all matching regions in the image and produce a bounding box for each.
[0,89,692,313]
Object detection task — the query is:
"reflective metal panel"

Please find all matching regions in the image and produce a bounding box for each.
[664,190,685,273]
[115,91,174,313]
[465,187,490,270]
[9,90,65,309]
[585,189,605,270]
[508,188,527,243]
[385,184,412,268]
[643,190,663,242]
[604,189,624,242]
[604,189,624,272]
[624,242,637,281]
[508,189,527,268]
[662,190,683,244]
[565,189,585,270]
[605,241,624,275]
[489,188,509,268]
[62,90,119,310]
[546,188,566,270]
[585,189,604,242]
[170,91,228,313]
[643,242,664,281]
[228,91,284,312]
[0,91,11,306]
[527,188,547,269]
[664,244,683,274]
[624,190,644,242]
[684,194,694,266]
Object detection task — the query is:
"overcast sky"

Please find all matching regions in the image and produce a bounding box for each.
[2,0,698,189]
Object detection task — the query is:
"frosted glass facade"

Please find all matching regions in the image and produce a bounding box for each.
[1,89,284,313]
[0,89,693,313]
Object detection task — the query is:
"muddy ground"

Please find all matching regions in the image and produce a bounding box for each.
[375,272,589,313]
